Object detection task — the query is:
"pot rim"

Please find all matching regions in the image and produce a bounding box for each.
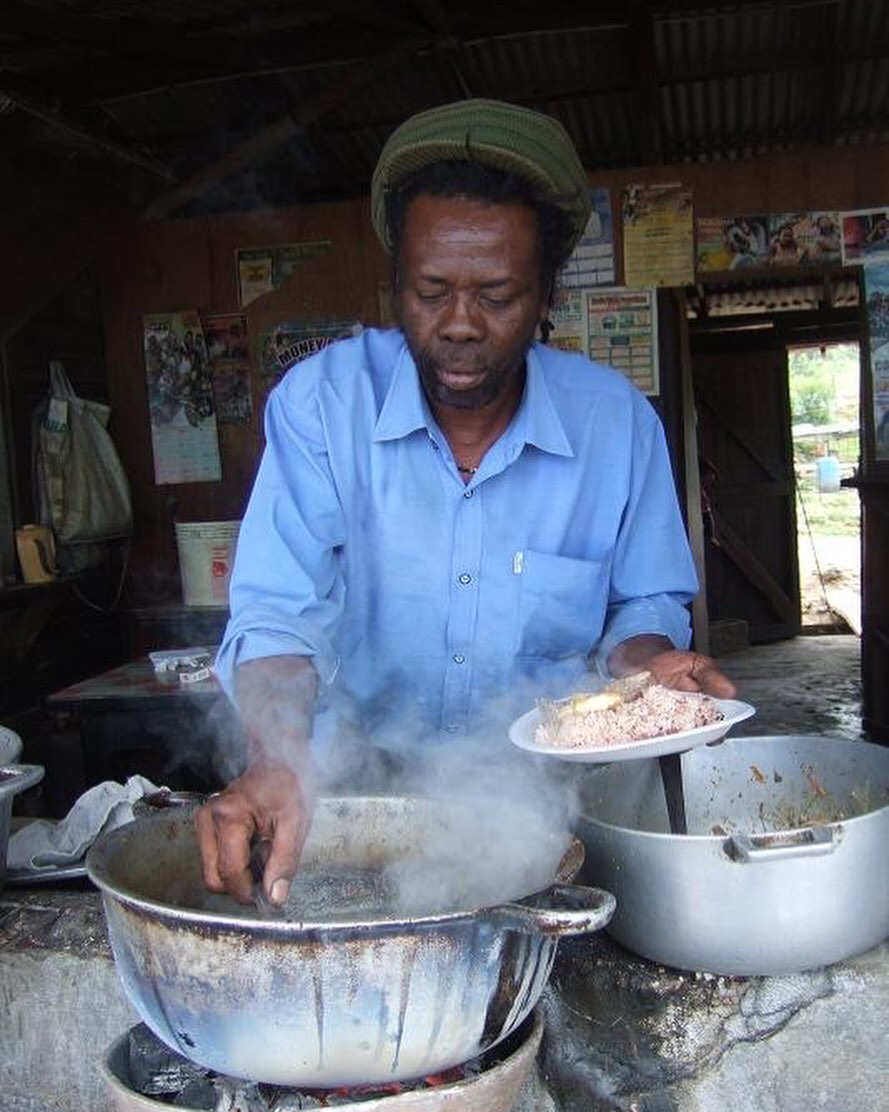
[86,795,587,934]
[576,734,889,841]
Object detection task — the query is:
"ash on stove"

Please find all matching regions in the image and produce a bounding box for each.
[124,1024,489,1109]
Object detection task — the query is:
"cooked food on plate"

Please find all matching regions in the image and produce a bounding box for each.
[535,672,725,749]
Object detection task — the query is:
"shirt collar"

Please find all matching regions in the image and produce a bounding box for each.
[373,335,574,461]
[373,338,431,443]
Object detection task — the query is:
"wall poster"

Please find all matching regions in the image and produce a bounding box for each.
[550,287,659,395]
[586,288,659,395]
[142,310,222,485]
[202,313,254,425]
[841,209,889,267]
[696,212,842,273]
[864,266,889,460]
[560,187,616,289]
[257,319,363,393]
[236,242,332,307]
[621,183,694,289]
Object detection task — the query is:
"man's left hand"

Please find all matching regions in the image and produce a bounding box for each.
[645,649,736,698]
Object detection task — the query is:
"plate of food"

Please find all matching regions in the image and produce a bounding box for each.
[508,675,755,763]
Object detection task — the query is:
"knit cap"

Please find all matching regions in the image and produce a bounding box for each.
[371,98,591,252]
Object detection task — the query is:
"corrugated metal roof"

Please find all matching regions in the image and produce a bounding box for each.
[2,0,889,205]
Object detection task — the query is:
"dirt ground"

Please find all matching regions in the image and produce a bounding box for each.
[798,533,861,633]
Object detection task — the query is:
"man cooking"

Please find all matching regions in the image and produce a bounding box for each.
[196,98,735,907]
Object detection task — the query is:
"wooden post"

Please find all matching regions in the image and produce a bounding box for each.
[673,288,710,655]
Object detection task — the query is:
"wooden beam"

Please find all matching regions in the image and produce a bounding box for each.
[142,35,429,220]
[0,88,173,180]
[674,289,710,654]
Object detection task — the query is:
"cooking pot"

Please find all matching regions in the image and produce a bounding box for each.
[575,734,889,975]
[1,764,45,892]
[86,795,615,1087]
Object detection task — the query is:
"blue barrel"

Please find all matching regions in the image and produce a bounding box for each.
[816,455,841,493]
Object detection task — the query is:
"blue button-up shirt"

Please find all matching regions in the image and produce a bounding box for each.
[216,328,697,747]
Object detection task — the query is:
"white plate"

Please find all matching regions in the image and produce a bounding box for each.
[508,697,756,764]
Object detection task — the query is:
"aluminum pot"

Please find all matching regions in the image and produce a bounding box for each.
[575,734,889,976]
[86,795,615,1086]
[1,763,45,892]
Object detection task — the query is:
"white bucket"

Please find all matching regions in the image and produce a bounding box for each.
[816,455,842,493]
[175,521,241,608]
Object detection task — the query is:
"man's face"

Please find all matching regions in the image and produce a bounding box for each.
[396,194,548,410]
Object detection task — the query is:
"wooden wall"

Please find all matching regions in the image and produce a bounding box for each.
[98,198,388,603]
[95,142,889,607]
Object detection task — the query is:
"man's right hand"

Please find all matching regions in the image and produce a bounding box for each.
[195,654,319,907]
[194,755,315,907]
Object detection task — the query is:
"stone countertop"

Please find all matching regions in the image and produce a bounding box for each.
[0,883,112,959]
[2,885,888,1112]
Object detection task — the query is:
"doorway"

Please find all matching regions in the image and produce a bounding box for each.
[691,324,801,644]
[788,342,862,635]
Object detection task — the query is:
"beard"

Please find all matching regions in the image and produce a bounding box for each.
[410,343,528,410]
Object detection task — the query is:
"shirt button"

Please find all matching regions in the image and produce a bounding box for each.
[453,653,465,664]
[443,724,459,734]
[463,489,473,499]
[457,573,472,586]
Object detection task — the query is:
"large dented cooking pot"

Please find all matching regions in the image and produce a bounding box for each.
[575,734,889,975]
[87,795,614,1086]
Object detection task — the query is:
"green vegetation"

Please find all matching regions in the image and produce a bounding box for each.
[788,343,859,428]
[789,343,860,538]
[795,473,860,537]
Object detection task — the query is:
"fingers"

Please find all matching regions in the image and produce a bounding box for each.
[193,760,316,907]
[262,809,307,906]
[689,653,737,698]
[262,770,316,906]
[646,649,736,697]
[194,790,256,904]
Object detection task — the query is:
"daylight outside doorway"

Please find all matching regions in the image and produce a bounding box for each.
[789,342,862,634]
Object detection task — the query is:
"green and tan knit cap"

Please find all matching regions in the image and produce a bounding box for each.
[370,98,591,253]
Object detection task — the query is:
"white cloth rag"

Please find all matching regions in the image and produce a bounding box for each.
[6,775,164,871]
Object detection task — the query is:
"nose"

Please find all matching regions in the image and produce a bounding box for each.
[438,292,484,341]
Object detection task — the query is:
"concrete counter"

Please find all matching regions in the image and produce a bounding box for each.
[1,886,887,1112]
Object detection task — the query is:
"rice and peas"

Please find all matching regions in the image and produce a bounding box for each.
[534,676,724,750]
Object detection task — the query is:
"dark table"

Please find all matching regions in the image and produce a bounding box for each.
[42,655,242,816]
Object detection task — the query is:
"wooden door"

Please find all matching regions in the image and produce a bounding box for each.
[691,329,801,643]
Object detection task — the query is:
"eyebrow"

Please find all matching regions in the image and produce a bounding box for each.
[415,273,516,289]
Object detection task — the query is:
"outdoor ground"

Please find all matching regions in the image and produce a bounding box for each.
[796,472,861,633]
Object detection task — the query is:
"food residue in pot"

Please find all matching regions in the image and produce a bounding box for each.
[709,778,883,835]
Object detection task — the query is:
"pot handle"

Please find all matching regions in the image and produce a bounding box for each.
[725,825,836,863]
[486,883,616,937]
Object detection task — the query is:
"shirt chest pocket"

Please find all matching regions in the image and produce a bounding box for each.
[516,549,610,659]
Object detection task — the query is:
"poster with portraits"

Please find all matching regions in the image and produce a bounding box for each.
[142,311,222,484]
[696,211,841,273]
[841,209,889,267]
[201,313,254,425]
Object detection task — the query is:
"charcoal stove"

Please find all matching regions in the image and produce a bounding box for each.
[102,1009,543,1112]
